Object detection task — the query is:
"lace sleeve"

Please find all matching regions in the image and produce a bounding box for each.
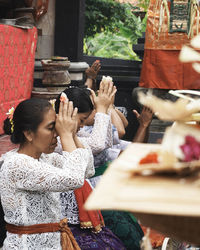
[54,138,95,179]
[78,113,113,155]
[4,149,89,192]
[78,138,95,179]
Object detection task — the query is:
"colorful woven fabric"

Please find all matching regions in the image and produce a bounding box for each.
[144,0,200,50]
[169,0,190,33]
[139,0,200,89]
[0,25,37,134]
[69,224,126,249]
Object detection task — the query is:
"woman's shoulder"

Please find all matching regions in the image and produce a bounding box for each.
[0,150,41,167]
[1,149,18,162]
[0,150,30,171]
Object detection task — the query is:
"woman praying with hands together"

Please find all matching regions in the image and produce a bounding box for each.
[0,98,94,250]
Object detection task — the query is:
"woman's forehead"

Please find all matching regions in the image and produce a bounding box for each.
[42,108,56,123]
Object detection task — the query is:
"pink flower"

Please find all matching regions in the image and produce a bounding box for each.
[180,135,200,162]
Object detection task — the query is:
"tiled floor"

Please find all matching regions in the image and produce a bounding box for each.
[0,135,17,157]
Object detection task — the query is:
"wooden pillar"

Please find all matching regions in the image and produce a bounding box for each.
[54,0,85,62]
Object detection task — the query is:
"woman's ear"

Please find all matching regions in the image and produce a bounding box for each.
[23,130,33,142]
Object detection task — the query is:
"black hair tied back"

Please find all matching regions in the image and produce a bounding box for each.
[55,85,93,114]
[3,98,52,145]
[3,118,13,135]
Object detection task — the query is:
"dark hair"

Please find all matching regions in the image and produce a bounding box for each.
[3,98,52,144]
[55,86,94,114]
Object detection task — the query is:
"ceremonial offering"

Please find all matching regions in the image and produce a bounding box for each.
[85,91,200,245]
[129,122,200,177]
[138,91,200,121]
[85,143,200,245]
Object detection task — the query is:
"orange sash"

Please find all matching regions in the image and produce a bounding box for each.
[6,218,80,250]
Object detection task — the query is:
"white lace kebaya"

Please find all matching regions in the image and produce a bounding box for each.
[77,112,113,154]
[57,112,113,224]
[0,148,94,250]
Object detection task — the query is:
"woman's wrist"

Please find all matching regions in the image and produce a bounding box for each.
[60,133,77,152]
[108,104,115,110]
[96,106,108,114]
[73,135,85,148]
[60,131,74,139]
[139,122,150,128]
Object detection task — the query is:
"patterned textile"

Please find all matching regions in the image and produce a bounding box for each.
[139,0,200,89]
[0,148,94,249]
[101,211,144,250]
[69,224,126,250]
[0,25,37,134]
[169,0,190,33]
[144,0,200,50]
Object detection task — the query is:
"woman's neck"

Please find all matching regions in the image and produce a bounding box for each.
[18,143,41,159]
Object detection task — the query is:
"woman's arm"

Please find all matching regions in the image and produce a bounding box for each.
[109,106,126,139]
[6,149,90,193]
[77,138,95,179]
[106,85,128,138]
[79,112,112,154]
[115,108,128,128]
[81,81,117,154]
[132,107,153,143]
[85,60,101,91]
[73,135,85,149]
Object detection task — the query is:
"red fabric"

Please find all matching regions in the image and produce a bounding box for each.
[139,49,200,89]
[141,225,165,248]
[74,180,105,233]
[139,0,200,89]
[0,24,37,134]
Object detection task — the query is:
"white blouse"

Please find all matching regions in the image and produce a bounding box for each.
[77,112,113,154]
[57,112,113,224]
[0,148,94,250]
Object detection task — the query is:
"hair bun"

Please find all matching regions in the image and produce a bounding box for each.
[3,118,12,135]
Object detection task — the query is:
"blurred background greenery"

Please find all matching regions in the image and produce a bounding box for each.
[84,0,149,60]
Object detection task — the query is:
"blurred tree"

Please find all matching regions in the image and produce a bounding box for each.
[84,0,147,60]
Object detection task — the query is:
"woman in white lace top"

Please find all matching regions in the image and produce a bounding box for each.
[54,83,126,249]
[0,98,94,250]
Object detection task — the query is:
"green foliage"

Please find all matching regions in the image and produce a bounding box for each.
[84,0,147,60]
[84,32,141,60]
[85,0,142,39]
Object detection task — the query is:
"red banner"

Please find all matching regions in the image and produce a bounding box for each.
[0,25,37,134]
